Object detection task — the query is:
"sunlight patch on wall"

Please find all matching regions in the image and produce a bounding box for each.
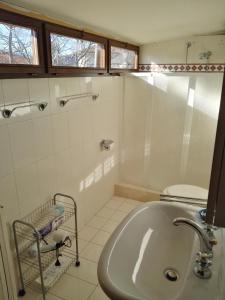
[79,155,115,192]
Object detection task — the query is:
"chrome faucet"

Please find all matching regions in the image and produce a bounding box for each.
[173,217,216,279]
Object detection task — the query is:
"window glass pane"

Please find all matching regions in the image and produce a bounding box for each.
[0,22,39,65]
[50,33,105,68]
[111,46,137,69]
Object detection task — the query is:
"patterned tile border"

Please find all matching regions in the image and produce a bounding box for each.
[138,64,225,73]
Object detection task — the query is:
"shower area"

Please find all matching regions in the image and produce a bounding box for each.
[120,71,223,194]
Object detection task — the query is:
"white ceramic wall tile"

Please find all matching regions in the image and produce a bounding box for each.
[9,120,36,169]
[0,174,20,221]
[66,77,81,95]
[36,157,57,203]
[15,163,40,217]
[0,125,13,178]
[33,116,54,160]
[54,149,74,195]
[2,79,29,105]
[28,78,50,117]
[52,112,70,153]
[0,77,122,291]
[49,78,68,113]
[0,81,5,124]
[50,273,95,300]
[121,74,222,191]
[79,77,92,94]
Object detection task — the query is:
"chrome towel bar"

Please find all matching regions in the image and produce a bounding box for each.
[58,92,99,107]
[1,101,48,118]
[160,194,207,207]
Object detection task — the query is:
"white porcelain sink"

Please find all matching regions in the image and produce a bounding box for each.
[98,201,225,300]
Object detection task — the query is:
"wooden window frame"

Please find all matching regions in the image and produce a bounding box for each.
[44,23,108,75]
[108,39,139,73]
[0,9,45,76]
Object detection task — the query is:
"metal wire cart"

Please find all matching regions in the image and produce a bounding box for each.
[12,193,80,300]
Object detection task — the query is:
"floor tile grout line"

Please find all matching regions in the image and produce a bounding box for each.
[87,285,98,300]
[47,291,67,300]
[65,270,99,288]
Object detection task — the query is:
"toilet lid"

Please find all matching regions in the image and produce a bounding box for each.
[164,184,208,199]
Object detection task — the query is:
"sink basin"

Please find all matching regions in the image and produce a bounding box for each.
[98,201,225,300]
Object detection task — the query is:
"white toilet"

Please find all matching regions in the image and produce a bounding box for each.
[163,184,208,199]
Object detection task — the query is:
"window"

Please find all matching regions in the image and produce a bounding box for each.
[45,24,107,74]
[0,9,44,75]
[109,40,139,72]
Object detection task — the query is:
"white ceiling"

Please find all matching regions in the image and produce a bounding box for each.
[3,0,225,45]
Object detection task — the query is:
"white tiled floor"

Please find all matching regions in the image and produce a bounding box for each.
[19,197,140,300]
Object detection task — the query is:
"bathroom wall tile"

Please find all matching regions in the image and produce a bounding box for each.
[15,163,40,217]
[68,107,84,148]
[1,79,32,122]
[67,258,98,285]
[0,174,20,222]
[33,116,54,160]
[28,78,50,117]
[8,120,36,169]
[54,149,74,195]
[0,80,4,104]
[52,112,70,153]
[0,76,121,244]
[0,125,13,178]
[79,77,92,94]
[0,81,5,125]
[50,273,95,300]
[49,78,67,113]
[2,79,29,105]
[66,77,81,95]
[37,156,57,203]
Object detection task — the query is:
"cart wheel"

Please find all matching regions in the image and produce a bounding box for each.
[75,261,80,267]
[18,289,26,297]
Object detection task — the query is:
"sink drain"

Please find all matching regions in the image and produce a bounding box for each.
[164,268,179,282]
